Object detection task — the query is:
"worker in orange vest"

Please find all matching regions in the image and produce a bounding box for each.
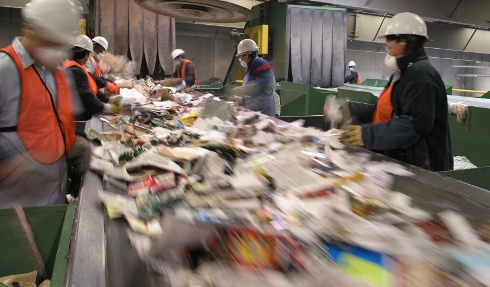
[171,49,198,88]
[344,61,361,84]
[84,36,119,94]
[65,35,120,134]
[336,13,452,172]
[0,0,88,207]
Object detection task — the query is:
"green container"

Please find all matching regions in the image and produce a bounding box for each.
[337,86,380,104]
[278,82,337,116]
[449,106,490,167]
[445,84,453,96]
[194,77,224,95]
[360,79,389,87]
[0,203,76,286]
[439,167,490,191]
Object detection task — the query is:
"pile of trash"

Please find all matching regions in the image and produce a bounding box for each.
[88,78,490,287]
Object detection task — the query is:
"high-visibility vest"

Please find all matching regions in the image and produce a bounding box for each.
[0,45,75,164]
[92,55,102,77]
[177,59,198,87]
[64,60,99,96]
[372,77,400,124]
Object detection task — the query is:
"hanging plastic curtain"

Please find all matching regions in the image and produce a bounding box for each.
[97,0,176,76]
[286,6,346,87]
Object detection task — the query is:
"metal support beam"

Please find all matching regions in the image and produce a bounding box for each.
[449,0,463,18]
[373,13,387,41]
[463,27,478,51]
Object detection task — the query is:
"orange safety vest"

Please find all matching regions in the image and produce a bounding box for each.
[1,45,75,164]
[372,77,399,124]
[177,59,198,87]
[92,55,102,77]
[64,60,99,96]
[356,72,361,84]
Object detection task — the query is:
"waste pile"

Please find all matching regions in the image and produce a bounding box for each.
[88,78,490,287]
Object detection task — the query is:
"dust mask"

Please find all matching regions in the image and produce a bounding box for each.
[174,59,181,66]
[33,46,69,68]
[384,53,399,71]
[239,59,247,68]
[349,67,355,71]
[97,52,104,61]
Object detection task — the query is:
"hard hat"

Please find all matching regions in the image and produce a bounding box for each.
[378,12,429,39]
[92,36,108,50]
[72,35,93,52]
[171,49,185,59]
[348,61,356,67]
[22,0,81,45]
[236,39,259,57]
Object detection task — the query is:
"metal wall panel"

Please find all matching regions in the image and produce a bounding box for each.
[426,24,473,51]
[176,35,215,82]
[346,47,490,93]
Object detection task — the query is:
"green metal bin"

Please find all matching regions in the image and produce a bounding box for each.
[0,203,76,286]
[439,167,490,191]
[278,82,337,116]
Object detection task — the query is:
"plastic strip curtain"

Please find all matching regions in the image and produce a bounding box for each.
[97,0,176,76]
[286,6,346,87]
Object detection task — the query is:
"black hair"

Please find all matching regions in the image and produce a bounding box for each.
[70,47,89,61]
[386,34,427,54]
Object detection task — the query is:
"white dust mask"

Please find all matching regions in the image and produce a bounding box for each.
[384,53,399,71]
[239,59,247,68]
[33,46,69,68]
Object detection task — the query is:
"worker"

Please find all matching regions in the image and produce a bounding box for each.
[64,35,120,135]
[336,12,453,172]
[171,49,198,88]
[84,36,119,94]
[344,61,361,84]
[226,39,276,117]
[0,0,83,207]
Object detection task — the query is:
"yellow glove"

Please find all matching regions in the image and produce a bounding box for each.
[103,103,121,115]
[339,101,353,125]
[228,95,242,103]
[341,125,363,146]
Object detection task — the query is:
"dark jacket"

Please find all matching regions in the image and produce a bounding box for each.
[241,55,276,117]
[67,66,109,136]
[172,60,196,87]
[350,50,453,172]
[344,70,359,84]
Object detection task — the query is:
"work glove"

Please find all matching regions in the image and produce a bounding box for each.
[103,103,121,115]
[341,125,363,147]
[339,101,353,125]
[324,96,352,128]
[108,95,123,105]
[105,82,119,94]
[228,95,243,103]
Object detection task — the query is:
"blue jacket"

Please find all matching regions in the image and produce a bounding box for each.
[350,50,453,172]
[241,55,276,117]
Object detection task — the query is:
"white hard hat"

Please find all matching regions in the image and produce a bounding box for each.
[92,36,108,50]
[171,49,185,59]
[348,61,356,67]
[236,39,259,57]
[73,35,93,52]
[22,0,81,45]
[378,12,429,39]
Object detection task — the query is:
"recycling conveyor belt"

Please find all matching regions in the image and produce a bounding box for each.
[64,150,490,287]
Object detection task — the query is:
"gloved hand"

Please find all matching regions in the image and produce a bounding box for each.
[103,103,121,115]
[341,125,363,146]
[228,95,243,103]
[105,82,119,94]
[108,95,123,105]
[339,101,353,125]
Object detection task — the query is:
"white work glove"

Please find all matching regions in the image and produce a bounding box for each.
[228,95,243,103]
[103,103,121,115]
